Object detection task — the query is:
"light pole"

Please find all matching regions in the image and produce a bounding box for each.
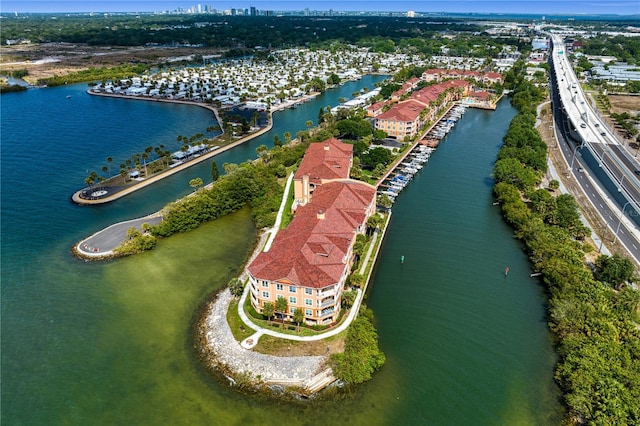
[599,222,608,253]
[614,201,640,244]
[569,141,584,171]
[596,148,631,193]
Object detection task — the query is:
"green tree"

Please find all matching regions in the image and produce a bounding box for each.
[377,194,393,209]
[341,289,357,309]
[493,157,538,191]
[373,130,387,140]
[256,144,269,161]
[228,278,244,298]
[189,177,203,191]
[595,254,636,289]
[353,234,368,257]
[372,163,386,179]
[329,307,385,384]
[211,160,220,182]
[349,272,365,288]
[293,308,305,332]
[367,213,384,232]
[262,302,275,324]
[275,296,288,326]
[360,147,392,168]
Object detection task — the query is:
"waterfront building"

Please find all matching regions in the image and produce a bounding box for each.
[292,137,353,207]
[374,99,427,140]
[374,79,470,139]
[247,139,376,325]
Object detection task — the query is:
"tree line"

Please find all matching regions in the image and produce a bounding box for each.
[494,62,640,424]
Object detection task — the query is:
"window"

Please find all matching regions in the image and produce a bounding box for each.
[289,307,295,314]
[305,298,312,306]
[262,291,269,298]
[305,288,313,295]
[261,280,269,287]
[305,309,313,316]
[289,286,297,293]
[276,284,283,291]
[289,296,297,304]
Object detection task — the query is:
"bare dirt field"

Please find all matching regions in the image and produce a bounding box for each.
[0,43,220,84]
[609,94,640,115]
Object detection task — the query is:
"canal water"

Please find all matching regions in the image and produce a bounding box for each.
[1,78,562,424]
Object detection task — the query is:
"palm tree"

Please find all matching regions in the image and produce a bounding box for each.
[293,308,305,332]
[262,302,275,325]
[275,296,288,326]
[141,153,149,176]
[106,156,113,176]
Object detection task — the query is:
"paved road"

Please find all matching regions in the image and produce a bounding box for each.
[548,46,640,263]
[551,34,640,206]
[77,215,162,257]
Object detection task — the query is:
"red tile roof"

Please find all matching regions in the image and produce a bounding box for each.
[376,99,424,122]
[248,181,375,288]
[294,138,352,182]
[484,72,503,80]
[471,91,490,100]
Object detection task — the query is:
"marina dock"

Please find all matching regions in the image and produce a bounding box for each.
[376,104,467,204]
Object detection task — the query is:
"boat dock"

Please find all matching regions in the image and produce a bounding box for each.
[375,104,467,205]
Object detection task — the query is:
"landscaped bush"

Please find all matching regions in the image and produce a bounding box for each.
[329,307,385,384]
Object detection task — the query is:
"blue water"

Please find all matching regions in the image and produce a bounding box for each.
[1,76,562,424]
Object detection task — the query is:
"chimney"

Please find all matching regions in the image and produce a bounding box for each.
[317,209,325,220]
[302,175,310,205]
[324,143,330,151]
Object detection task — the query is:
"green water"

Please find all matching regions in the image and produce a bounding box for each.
[366,101,563,424]
[2,83,563,424]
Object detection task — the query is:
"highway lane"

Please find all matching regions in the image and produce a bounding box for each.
[548,37,640,262]
[551,34,640,195]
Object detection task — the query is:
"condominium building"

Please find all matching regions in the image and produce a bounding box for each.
[247,139,376,325]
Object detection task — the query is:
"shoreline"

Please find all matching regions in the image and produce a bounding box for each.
[197,209,393,397]
[71,90,274,205]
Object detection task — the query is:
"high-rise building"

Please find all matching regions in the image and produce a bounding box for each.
[250,6,257,16]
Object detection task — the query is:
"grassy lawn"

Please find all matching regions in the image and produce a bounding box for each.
[361,213,390,280]
[226,298,255,342]
[280,176,296,229]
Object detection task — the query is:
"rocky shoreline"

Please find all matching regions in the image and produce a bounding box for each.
[196,288,330,396]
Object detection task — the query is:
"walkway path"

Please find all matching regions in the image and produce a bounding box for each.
[263,172,294,252]
[75,213,163,258]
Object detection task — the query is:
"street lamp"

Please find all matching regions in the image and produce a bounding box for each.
[569,141,584,171]
[613,201,640,244]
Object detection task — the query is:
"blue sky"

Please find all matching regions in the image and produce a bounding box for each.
[1,1,639,15]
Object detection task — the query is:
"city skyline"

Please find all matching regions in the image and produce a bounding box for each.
[2,1,639,15]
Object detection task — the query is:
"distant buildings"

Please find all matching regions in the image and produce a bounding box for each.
[371,69,502,140]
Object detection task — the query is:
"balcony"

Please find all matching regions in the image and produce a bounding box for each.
[320,307,335,317]
[320,297,335,308]
[319,287,335,297]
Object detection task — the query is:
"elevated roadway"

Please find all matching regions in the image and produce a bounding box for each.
[548,34,640,262]
[551,35,640,208]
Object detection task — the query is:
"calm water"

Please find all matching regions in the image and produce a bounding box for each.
[1,79,562,425]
